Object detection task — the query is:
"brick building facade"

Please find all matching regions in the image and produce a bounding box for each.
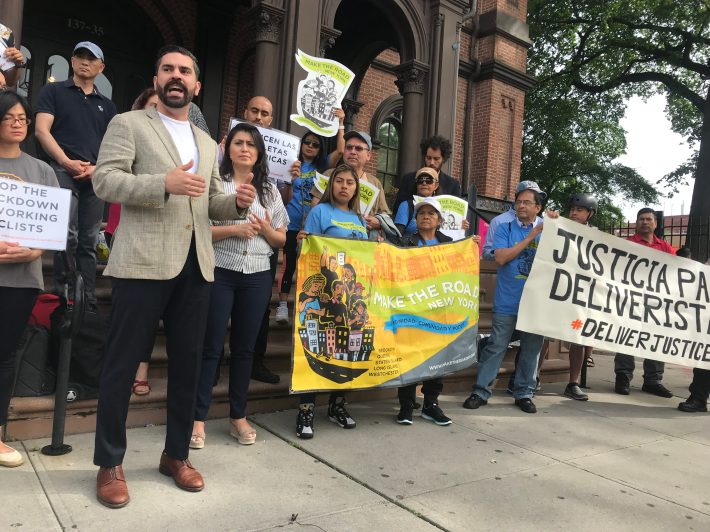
[6,0,535,213]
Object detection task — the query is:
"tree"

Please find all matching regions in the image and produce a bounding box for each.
[526,0,710,255]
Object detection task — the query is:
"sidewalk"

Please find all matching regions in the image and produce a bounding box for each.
[3,353,710,531]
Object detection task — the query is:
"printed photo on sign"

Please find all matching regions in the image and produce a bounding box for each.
[291,234,480,393]
[517,216,710,370]
[0,22,16,71]
[414,194,468,240]
[0,176,71,250]
[313,171,380,217]
[228,118,300,183]
[290,49,355,137]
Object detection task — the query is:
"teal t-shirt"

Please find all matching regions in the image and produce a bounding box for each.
[304,203,367,240]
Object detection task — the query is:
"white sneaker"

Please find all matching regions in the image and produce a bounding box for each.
[275,304,289,324]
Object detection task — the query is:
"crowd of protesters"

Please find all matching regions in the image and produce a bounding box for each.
[0,42,707,511]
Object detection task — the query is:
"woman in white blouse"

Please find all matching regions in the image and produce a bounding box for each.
[191,122,288,448]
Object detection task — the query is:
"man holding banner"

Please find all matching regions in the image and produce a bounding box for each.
[463,185,555,414]
[614,208,676,398]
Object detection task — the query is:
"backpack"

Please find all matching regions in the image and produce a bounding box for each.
[50,301,107,402]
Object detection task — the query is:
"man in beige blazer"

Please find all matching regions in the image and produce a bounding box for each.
[91,45,256,509]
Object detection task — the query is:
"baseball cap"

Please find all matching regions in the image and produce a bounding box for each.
[343,130,372,150]
[73,41,104,62]
[413,196,443,216]
[415,167,439,180]
[516,180,547,201]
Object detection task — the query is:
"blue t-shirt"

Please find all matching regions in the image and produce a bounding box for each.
[418,238,440,247]
[304,203,368,240]
[286,161,323,231]
[394,201,418,236]
[482,207,515,260]
[492,217,542,316]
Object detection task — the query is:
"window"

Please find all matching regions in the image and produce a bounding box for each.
[377,117,401,206]
[45,54,69,84]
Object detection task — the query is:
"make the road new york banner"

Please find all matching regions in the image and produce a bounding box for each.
[291,235,480,393]
[517,216,710,370]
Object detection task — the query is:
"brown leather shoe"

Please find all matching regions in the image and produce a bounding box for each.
[158,452,204,492]
[96,465,129,508]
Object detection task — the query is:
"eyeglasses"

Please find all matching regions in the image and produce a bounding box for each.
[345,144,368,152]
[416,176,437,185]
[302,140,321,148]
[1,116,31,126]
[514,199,538,207]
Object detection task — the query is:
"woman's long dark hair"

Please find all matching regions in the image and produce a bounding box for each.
[298,130,327,169]
[219,122,270,206]
[0,90,31,123]
[320,164,362,218]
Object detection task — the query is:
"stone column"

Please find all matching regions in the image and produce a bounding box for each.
[341,98,364,132]
[0,0,23,44]
[248,3,284,117]
[394,60,429,176]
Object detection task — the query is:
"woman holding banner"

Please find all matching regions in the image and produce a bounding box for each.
[277,110,345,325]
[295,163,368,439]
[0,91,59,467]
[190,122,288,449]
[395,196,479,425]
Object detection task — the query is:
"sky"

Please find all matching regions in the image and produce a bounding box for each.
[615,94,695,221]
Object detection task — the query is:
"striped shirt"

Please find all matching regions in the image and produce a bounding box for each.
[212,179,289,273]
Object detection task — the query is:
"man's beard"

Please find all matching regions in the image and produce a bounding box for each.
[156,80,193,109]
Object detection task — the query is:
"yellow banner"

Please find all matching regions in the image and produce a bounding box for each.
[291,235,480,392]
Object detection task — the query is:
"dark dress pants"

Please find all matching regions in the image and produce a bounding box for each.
[51,163,103,308]
[93,243,210,467]
[252,249,278,365]
[614,353,664,385]
[194,268,272,421]
[0,287,39,426]
[689,368,710,402]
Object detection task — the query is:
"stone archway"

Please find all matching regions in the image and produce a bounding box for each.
[322,0,430,179]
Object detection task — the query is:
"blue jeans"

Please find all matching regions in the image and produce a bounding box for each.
[194,268,272,421]
[51,162,103,307]
[473,313,543,400]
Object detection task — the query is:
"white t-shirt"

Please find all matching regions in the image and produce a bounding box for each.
[158,111,199,173]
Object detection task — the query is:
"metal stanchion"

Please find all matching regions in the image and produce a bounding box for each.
[42,265,84,456]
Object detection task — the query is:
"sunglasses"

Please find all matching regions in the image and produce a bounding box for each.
[302,140,321,148]
[415,176,437,185]
[345,144,368,152]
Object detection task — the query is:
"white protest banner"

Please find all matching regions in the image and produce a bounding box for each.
[228,118,300,183]
[313,171,380,216]
[517,216,710,369]
[290,49,355,137]
[413,194,468,240]
[0,176,71,250]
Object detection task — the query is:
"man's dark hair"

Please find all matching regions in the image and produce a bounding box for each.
[419,135,452,161]
[636,207,656,220]
[155,45,200,79]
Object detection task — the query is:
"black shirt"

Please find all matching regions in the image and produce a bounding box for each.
[35,78,117,164]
